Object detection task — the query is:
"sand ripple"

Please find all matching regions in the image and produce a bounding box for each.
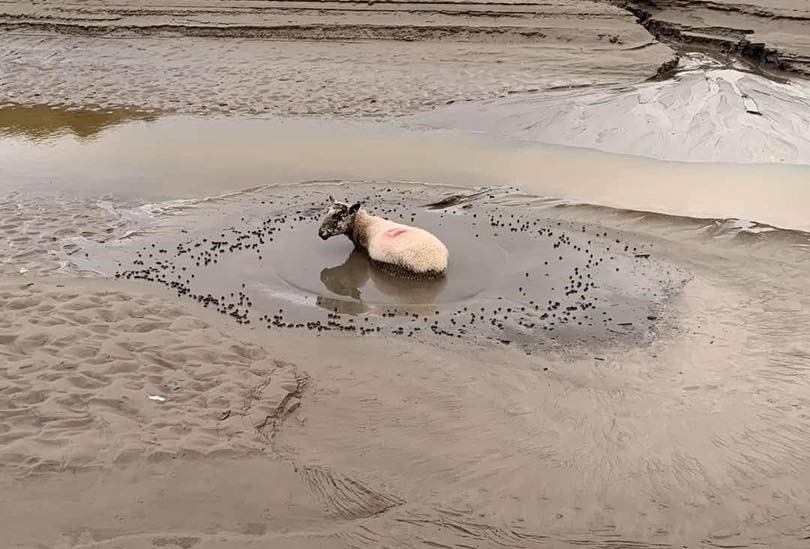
[0,194,131,276]
[0,32,672,117]
[0,278,305,475]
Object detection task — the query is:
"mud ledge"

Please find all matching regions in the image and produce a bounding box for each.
[608,0,810,77]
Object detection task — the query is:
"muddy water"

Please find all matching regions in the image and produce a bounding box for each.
[0,103,158,140]
[73,183,682,352]
[2,104,810,231]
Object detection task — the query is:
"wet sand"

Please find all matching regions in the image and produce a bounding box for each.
[0,1,675,118]
[2,4,810,548]
[3,182,810,548]
[411,53,810,164]
[0,32,670,118]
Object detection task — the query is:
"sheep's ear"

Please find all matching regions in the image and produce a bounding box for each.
[328,195,334,203]
[349,203,362,214]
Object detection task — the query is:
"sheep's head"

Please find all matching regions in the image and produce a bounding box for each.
[318,199,361,240]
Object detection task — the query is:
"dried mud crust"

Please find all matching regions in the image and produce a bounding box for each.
[0,277,306,476]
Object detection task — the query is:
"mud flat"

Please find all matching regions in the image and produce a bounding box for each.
[2,3,810,546]
[3,177,810,548]
[1,110,809,547]
[79,182,682,351]
[0,0,676,116]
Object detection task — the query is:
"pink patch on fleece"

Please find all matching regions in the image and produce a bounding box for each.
[384,228,409,238]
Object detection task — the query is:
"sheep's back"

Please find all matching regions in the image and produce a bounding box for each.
[366,219,448,274]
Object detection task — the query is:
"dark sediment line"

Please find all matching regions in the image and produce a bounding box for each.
[0,21,557,41]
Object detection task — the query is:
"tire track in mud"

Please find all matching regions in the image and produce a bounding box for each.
[300,465,404,519]
[334,506,682,548]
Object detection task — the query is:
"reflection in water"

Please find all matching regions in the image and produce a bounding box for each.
[0,103,158,140]
[317,247,447,315]
[320,248,369,300]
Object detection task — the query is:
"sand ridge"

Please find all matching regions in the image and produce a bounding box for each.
[0,33,674,117]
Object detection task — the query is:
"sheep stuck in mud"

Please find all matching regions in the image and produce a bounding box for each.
[318,199,448,279]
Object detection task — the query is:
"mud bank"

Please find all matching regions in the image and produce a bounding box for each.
[411,53,810,163]
[0,0,677,116]
[612,0,810,77]
[2,0,807,83]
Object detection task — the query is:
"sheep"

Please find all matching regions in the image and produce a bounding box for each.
[318,199,448,279]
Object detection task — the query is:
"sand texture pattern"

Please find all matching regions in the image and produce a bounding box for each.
[0,194,130,276]
[0,0,677,116]
[0,277,305,475]
[2,1,810,546]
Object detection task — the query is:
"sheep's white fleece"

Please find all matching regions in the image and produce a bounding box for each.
[353,210,448,275]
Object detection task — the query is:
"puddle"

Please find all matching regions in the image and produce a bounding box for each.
[75,182,684,352]
[0,103,158,141]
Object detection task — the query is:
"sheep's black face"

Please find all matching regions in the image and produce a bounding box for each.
[319,201,360,240]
